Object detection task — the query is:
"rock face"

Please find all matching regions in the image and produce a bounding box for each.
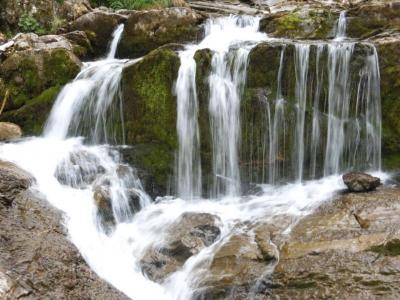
[0,160,129,299]
[0,0,91,32]
[0,33,81,135]
[0,122,22,141]
[343,172,381,192]
[70,7,203,59]
[117,7,204,58]
[121,47,180,197]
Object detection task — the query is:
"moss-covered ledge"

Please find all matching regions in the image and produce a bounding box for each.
[121,47,180,197]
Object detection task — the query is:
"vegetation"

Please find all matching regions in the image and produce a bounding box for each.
[18,14,46,35]
[90,0,173,10]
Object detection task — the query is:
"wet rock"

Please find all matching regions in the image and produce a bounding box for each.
[0,122,22,141]
[343,172,381,192]
[117,7,204,58]
[0,161,129,299]
[93,184,115,229]
[55,149,106,188]
[140,212,221,281]
[121,47,180,197]
[0,160,33,206]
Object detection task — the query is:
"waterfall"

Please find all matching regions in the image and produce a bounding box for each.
[293,44,310,182]
[175,16,266,198]
[175,51,202,199]
[0,12,385,300]
[335,11,347,40]
[323,42,355,175]
[107,24,125,59]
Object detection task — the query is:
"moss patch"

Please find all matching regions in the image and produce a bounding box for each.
[368,239,400,256]
[0,86,62,136]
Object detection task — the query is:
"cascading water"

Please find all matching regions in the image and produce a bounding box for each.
[176,16,266,198]
[0,12,386,300]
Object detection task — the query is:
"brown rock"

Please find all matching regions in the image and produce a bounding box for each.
[343,171,381,192]
[0,161,129,299]
[0,122,22,141]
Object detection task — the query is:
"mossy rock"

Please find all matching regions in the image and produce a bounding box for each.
[0,48,80,111]
[121,47,180,196]
[347,2,400,39]
[260,9,337,40]
[117,8,203,59]
[0,86,62,136]
[377,38,400,170]
[368,239,400,256]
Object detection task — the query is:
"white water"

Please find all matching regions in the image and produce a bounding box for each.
[107,24,124,60]
[176,16,267,198]
[0,13,386,300]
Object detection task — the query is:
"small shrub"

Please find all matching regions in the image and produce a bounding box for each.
[90,0,173,10]
[18,14,46,35]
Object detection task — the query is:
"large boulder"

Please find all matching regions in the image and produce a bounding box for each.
[343,172,381,192]
[0,122,22,141]
[0,0,91,32]
[117,7,204,58]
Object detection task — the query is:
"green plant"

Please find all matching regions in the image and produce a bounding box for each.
[90,0,172,10]
[50,16,67,33]
[18,14,46,34]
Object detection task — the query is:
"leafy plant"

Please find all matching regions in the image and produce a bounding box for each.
[90,0,173,10]
[18,14,46,35]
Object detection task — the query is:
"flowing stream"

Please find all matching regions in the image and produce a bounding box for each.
[0,12,386,300]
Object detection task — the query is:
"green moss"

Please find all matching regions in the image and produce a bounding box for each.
[0,49,80,111]
[368,239,400,256]
[260,10,336,40]
[378,40,400,170]
[0,86,61,135]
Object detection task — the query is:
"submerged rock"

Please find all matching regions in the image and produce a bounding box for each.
[0,122,22,141]
[343,172,381,192]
